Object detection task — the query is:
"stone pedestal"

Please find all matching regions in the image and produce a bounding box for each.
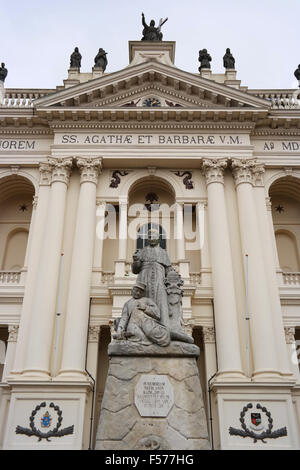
[95,342,210,450]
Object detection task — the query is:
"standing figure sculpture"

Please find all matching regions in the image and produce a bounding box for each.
[0,63,8,83]
[94,48,108,71]
[132,229,171,327]
[223,48,235,69]
[141,12,168,41]
[70,47,82,69]
[198,49,212,71]
[295,65,300,85]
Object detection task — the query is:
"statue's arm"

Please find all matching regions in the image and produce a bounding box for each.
[116,304,130,334]
[142,12,147,27]
[144,300,161,320]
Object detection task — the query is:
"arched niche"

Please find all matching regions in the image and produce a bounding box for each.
[275,230,300,272]
[2,228,29,271]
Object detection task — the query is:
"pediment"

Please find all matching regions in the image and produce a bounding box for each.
[34,61,270,111]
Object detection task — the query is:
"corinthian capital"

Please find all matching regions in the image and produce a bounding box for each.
[202,158,228,185]
[8,325,19,342]
[76,157,102,184]
[48,157,73,185]
[202,326,215,344]
[39,162,52,186]
[231,158,264,187]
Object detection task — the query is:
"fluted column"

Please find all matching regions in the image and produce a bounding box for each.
[175,202,189,279]
[115,198,127,278]
[58,157,102,380]
[197,200,211,286]
[2,326,19,381]
[232,158,280,380]
[202,159,245,380]
[93,201,106,284]
[22,157,72,378]
[21,195,38,284]
[12,163,52,375]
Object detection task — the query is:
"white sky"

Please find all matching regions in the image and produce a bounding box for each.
[2,0,300,90]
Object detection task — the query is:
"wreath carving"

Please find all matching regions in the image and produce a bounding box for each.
[15,402,74,442]
[229,403,287,443]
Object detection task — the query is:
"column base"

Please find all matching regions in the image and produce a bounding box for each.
[214,370,250,382]
[55,369,90,382]
[251,369,288,382]
[19,369,51,380]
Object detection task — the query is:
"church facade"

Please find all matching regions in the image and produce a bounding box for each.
[0,39,300,450]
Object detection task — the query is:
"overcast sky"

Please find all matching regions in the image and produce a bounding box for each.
[2,0,299,90]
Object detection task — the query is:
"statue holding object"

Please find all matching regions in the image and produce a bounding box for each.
[94,48,108,71]
[141,12,168,41]
[70,47,82,69]
[198,49,212,71]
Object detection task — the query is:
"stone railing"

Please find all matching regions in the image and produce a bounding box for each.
[282,272,300,285]
[0,271,21,284]
[248,89,300,109]
[1,89,55,108]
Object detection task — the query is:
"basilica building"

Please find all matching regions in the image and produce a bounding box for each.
[0,37,300,450]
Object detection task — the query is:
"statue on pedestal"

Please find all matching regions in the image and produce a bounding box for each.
[198,49,212,71]
[0,63,8,83]
[295,65,300,84]
[113,228,194,349]
[94,48,108,71]
[70,47,82,69]
[223,48,235,69]
[141,12,168,41]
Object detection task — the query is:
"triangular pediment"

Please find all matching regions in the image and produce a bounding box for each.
[34,61,270,111]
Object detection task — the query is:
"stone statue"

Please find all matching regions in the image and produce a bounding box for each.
[223,48,235,69]
[113,282,170,346]
[70,47,82,68]
[94,48,108,71]
[132,229,172,327]
[0,63,8,83]
[295,65,300,82]
[198,49,212,71]
[141,12,168,41]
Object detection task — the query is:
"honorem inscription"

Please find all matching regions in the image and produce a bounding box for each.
[134,374,174,417]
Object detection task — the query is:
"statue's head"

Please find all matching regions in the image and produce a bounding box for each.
[150,20,155,26]
[202,49,207,53]
[132,282,146,298]
[1,63,5,68]
[226,48,231,53]
[147,229,160,246]
[75,47,79,52]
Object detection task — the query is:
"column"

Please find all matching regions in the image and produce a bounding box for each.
[20,195,38,284]
[58,157,102,379]
[285,327,300,383]
[197,200,211,286]
[2,326,19,381]
[115,198,127,278]
[255,185,292,377]
[22,157,72,378]
[203,326,217,384]
[265,197,284,284]
[175,202,189,279]
[93,201,106,285]
[11,163,52,375]
[232,158,280,380]
[202,159,245,380]
[86,325,101,379]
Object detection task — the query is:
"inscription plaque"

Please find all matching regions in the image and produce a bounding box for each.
[134,374,174,417]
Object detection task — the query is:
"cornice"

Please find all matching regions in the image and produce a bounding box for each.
[0,128,52,135]
[252,128,300,137]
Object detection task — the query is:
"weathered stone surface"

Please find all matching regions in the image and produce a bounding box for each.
[96,405,137,441]
[109,340,200,357]
[101,376,131,413]
[95,355,210,450]
[168,405,209,439]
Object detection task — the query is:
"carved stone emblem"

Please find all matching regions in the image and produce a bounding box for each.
[15,402,74,442]
[229,403,287,443]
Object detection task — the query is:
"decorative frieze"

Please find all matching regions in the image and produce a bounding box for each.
[39,162,52,186]
[88,325,101,343]
[76,157,102,184]
[48,157,73,185]
[202,326,215,344]
[8,324,19,342]
[284,327,295,344]
[202,158,228,185]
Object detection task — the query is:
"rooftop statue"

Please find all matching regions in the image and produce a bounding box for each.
[223,48,235,69]
[295,64,300,82]
[198,49,212,71]
[141,12,168,41]
[94,48,108,71]
[70,47,82,68]
[0,63,8,83]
